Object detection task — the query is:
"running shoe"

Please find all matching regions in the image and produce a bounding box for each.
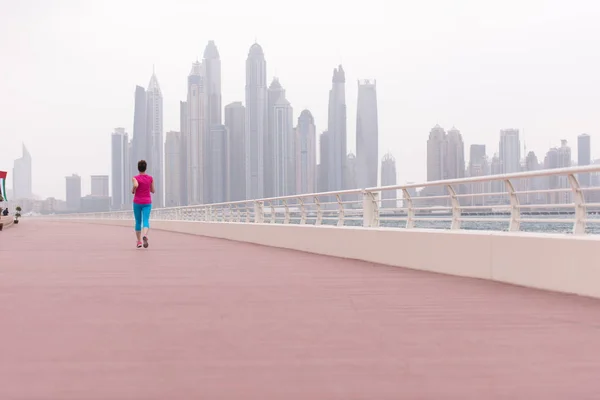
[136,241,142,248]
[143,236,149,248]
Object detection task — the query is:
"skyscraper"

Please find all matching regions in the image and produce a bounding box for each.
[187,61,206,205]
[203,41,222,203]
[380,153,397,208]
[131,85,147,178]
[356,79,378,188]
[499,129,521,174]
[468,144,487,177]
[111,128,130,210]
[13,144,32,200]
[130,72,164,207]
[165,131,185,207]
[295,110,317,195]
[208,124,228,204]
[468,144,488,205]
[65,174,81,211]
[266,78,294,197]
[578,133,591,187]
[318,131,330,193]
[225,102,246,201]
[445,127,465,180]
[426,125,447,182]
[179,101,188,205]
[326,65,347,191]
[245,43,267,200]
[91,175,109,197]
[146,72,164,207]
[265,78,286,198]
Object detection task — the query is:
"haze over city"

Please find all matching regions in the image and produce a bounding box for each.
[2,0,600,200]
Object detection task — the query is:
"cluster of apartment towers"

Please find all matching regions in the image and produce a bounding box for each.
[110,41,389,210]
[426,126,593,204]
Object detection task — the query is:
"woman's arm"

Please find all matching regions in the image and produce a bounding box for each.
[131,177,139,194]
[150,179,155,194]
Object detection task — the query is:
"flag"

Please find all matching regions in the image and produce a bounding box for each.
[0,171,7,202]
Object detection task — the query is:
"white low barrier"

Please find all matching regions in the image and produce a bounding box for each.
[61,218,600,299]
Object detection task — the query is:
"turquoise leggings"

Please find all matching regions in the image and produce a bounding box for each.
[133,203,152,231]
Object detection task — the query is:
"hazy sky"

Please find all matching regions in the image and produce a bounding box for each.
[2,0,600,199]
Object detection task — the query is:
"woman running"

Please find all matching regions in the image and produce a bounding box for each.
[132,160,154,248]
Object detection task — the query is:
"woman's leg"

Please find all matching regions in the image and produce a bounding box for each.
[141,204,152,248]
[133,203,142,242]
[141,204,152,237]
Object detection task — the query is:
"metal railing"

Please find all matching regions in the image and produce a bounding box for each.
[52,165,600,235]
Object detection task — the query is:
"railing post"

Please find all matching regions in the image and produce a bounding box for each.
[336,194,345,226]
[362,190,380,227]
[446,184,461,230]
[269,201,276,223]
[254,201,264,223]
[504,179,520,232]
[568,173,586,234]
[299,198,306,225]
[283,199,290,224]
[402,188,415,229]
[315,196,323,226]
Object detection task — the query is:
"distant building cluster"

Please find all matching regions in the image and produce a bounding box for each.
[108,41,387,210]
[423,127,595,206]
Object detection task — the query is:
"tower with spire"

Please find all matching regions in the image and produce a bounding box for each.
[325,65,347,192]
[245,43,268,200]
[146,71,164,207]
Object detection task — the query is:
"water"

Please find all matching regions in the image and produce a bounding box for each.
[261,213,600,235]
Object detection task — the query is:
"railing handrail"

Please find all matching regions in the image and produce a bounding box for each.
[42,165,600,236]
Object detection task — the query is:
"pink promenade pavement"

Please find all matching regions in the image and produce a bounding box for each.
[1,221,600,399]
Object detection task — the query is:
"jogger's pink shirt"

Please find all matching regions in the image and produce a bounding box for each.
[133,174,153,204]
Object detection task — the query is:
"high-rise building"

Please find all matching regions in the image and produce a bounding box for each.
[445,127,465,180]
[111,128,130,209]
[130,71,164,208]
[179,101,188,205]
[203,41,222,127]
[578,133,591,187]
[91,175,109,197]
[165,131,185,207]
[381,153,397,208]
[265,78,286,198]
[295,110,317,195]
[468,144,488,206]
[13,144,32,200]
[266,78,295,197]
[146,72,164,208]
[203,41,222,203]
[356,79,378,188]
[65,174,81,211]
[345,153,357,194]
[318,131,330,193]
[544,140,572,203]
[208,124,228,204]
[225,102,246,201]
[499,129,521,174]
[325,65,347,191]
[469,144,487,177]
[426,125,447,182]
[187,61,206,205]
[524,151,544,204]
[245,43,267,200]
[490,153,504,194]
[131,85,147,179]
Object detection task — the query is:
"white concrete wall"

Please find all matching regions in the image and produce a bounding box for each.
[57,218,600,298]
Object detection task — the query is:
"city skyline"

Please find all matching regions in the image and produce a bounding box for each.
[4,1,600,199]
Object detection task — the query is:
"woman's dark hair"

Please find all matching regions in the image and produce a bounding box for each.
[138,160,147,173]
